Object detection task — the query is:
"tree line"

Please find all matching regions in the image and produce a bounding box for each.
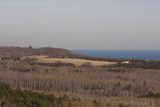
[0,82,100,107]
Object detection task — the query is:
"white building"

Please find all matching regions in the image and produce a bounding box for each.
[122,61,129,64]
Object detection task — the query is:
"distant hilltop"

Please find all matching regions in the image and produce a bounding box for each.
[0,46,83,58]
[0,46,125,62]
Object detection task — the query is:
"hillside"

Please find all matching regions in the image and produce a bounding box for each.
[0,46,125,62]
[0,46,84,58]
[0,46,160,107]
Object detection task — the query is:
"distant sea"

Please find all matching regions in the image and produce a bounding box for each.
[70,50,160,60]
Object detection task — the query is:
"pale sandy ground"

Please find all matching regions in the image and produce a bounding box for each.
[24,55,117,66]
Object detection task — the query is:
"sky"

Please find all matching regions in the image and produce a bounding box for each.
[0,0,160,50]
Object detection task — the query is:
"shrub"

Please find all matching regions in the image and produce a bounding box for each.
[107,103,110,107]
[119,103,130,107]
[143,81,146,86]
[147,91,160,98]
[123,84,131,91]
[93,99,100,106]
[81,62,93,67]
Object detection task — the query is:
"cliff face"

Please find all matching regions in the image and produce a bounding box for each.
[0,47,83,58]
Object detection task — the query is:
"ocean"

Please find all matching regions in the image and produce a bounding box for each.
[70,50,160,60]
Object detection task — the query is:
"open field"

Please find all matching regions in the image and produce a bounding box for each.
[24,55,117,66]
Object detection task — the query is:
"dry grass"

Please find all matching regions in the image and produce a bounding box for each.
[24,55,117,66]
[1,60,160,107]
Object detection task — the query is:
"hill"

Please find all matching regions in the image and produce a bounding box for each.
[0,46,83,58]
[0,46,122,62]
[1,46,160,107]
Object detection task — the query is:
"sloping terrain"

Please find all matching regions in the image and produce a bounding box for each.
[1,47,160,107]
[0,46,123,62]
[24,55,117,67]
[0,47,84,58]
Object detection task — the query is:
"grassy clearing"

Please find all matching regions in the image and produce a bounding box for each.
[24,55,117,66]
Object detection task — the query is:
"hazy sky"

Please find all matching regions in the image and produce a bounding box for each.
[0,0,160,50]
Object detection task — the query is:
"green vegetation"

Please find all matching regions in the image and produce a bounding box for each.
[147,91,160,98]
[143,81,146,86]
[107,68,126,73]
[0,82,82,107]
[118,82,121,87]
[118,103,130,107]
[117,60,160,70]
[71,97,81,102]
[92,100,101,107]
[123,84,131,91]
[107,103,110,107]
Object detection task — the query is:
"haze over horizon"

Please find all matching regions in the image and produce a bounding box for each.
[0,0,160,50]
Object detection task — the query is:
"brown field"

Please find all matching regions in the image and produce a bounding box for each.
[24,55,117,66]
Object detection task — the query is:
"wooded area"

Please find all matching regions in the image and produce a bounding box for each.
[0,47,160,107]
